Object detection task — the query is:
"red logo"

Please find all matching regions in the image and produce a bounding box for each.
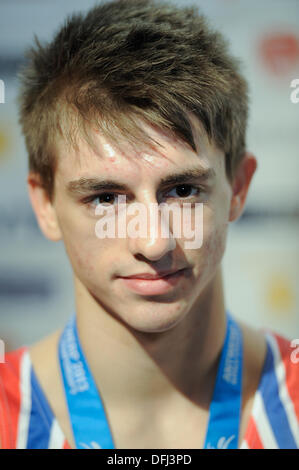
[259,33,299,76]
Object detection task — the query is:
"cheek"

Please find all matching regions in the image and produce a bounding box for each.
[204,221,228,267]
[201,185,231,267]
[64,234,98,281]
[195,205,229,275]
[57,207,114,281]
[67,236,121,289]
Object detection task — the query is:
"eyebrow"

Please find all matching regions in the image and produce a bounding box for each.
[66,167,216,195]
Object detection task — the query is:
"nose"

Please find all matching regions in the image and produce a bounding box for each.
[127,202,176,261]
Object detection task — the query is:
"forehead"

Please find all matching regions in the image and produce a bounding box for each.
[54,117,225,186]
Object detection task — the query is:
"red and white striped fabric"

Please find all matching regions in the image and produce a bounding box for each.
[0,347,70,449]
[0,331,298,449]
[241,332,299,449]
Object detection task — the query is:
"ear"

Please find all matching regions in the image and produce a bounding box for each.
[27,173,62,241]
[229,152,257,222]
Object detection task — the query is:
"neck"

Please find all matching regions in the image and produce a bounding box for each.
[75,267,227,411]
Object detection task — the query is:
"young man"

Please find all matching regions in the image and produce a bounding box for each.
[0,0,298,450]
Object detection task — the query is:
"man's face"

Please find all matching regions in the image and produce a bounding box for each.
[52,117,233,333]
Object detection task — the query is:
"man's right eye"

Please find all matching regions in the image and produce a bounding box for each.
[85,193,119,207]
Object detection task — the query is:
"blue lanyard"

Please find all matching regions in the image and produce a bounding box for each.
[58,315,115,449]
[203,313,243,449]
[58,312,243,449]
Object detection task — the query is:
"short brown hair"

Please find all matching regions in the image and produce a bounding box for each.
[18,0,249,199]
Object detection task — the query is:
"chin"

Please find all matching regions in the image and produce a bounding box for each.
[120,306,187,334]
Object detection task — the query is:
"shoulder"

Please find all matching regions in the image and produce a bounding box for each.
[28,329,74,449]
[0,346,30,448]
[243,329,299,449]
[259,330,299,426]
[0,338,70,449]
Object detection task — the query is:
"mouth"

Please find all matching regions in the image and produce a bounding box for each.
[118,268,188,296]
[122,269,185,280]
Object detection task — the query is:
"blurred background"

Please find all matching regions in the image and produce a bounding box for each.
[0,0,298,352]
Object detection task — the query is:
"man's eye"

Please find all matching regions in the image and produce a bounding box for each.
[85,185,201,208]
[166,184,200,200]
[89,193,118,206]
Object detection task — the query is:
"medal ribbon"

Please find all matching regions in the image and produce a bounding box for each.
[59,312,242,449]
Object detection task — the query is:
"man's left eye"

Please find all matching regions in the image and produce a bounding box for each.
[166,184,200,199]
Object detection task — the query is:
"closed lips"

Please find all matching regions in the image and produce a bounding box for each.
[121,269,185,280]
